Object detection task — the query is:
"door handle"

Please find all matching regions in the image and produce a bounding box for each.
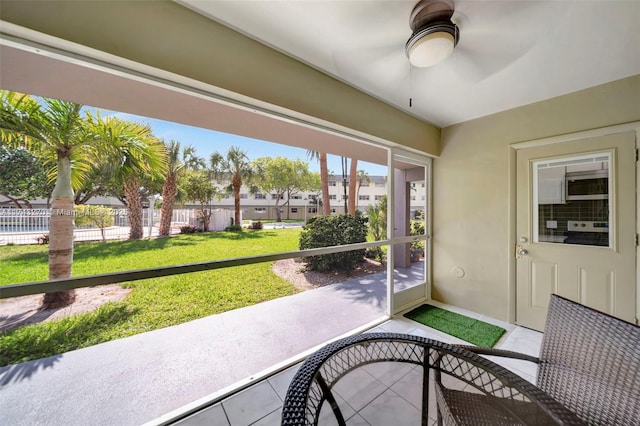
[515,245,528,259]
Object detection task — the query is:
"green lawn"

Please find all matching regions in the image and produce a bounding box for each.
[0,228,302,366]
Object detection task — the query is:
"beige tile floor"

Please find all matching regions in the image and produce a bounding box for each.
[174,301,543,426]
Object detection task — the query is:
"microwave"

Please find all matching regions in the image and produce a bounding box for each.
[565,170,608,201]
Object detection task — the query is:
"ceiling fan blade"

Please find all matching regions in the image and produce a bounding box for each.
[333,41,409,82]
[446,0,564,81]
[445,38,528,83]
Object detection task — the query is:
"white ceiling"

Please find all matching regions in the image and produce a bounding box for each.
[178,0,640,128]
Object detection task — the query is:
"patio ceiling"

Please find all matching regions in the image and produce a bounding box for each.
[179,0,640,127]
[0,41,390,167]
[1,1,638,165]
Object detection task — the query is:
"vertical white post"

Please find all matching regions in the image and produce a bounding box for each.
[387,149,395,318]
[148,199,153,239]
[148,194,157,239]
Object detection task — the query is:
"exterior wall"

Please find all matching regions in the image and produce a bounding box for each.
[3,175,427,222]
[6,176,421,223]
[197,175,426,221]
[18,196,126,210]
[433,75,640,322]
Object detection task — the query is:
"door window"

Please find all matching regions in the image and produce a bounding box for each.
[533,152,611,247]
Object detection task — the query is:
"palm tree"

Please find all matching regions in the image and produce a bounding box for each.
[355,169,370,207]
[307,150,331,215]
[0,91,98,307]
[210,146,256,226]
[158,141,201,236]
[367,195,387,241]
[348,158,358,214]
[89,114,168,240]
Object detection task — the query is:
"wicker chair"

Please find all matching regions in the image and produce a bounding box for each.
[281,333,583,425]
[438,294,640,425]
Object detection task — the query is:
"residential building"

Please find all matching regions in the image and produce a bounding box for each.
[3,175,415,222]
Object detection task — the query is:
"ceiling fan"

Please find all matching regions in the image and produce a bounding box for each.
[329,0,549,109]
[405,0,459,68]
[402,0,547,83]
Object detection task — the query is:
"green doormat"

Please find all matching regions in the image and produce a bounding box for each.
[404,304,506,347]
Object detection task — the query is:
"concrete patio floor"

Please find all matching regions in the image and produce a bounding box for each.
[170,308,543,426]
[0,263,541,426]
[0,270,391,425]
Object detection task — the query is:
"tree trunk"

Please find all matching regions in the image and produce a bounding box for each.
[124,178,144,239]
[202,208,210,231]
[232,174,242,226]
[319,152,331,215]
[159,174,177,236]
[75,190,98,205]
[348,158,358,214]
[233,191,241,225]
[43,155,76,309]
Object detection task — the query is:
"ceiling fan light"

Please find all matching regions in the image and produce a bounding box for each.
[407,30,455,68]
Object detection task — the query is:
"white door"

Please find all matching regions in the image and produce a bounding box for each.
[390,152,430,314]
[516,132,636,331]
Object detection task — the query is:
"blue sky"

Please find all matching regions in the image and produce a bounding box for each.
[100,109,388,177]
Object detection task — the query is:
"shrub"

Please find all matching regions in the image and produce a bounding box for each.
[225,224,243,232]
[74,205,115,228]
[410,219,424,237]
[74,205,115,241]
[365,246,385,262]
[179,225,198,234]
[366,196,387,241]
[299,213,368,272]
[410,219,425,252]
[249,221,263,230]
[35,233,49,245]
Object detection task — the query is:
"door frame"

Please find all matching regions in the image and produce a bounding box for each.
[508,121,640,325]
[388,148,433,315]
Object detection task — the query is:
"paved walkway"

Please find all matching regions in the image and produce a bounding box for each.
[0,272,390,425]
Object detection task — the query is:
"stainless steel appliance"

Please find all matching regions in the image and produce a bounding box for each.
[565,170,608,201]
[564,220,609,246]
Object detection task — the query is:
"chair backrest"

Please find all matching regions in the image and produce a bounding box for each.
[537,294,640,425]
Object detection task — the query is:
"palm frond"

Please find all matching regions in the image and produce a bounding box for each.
[87,114,168,185]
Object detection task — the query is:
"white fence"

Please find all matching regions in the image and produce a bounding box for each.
[0,208,236,245]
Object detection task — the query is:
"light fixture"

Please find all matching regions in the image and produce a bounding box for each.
[405,0,459,68]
